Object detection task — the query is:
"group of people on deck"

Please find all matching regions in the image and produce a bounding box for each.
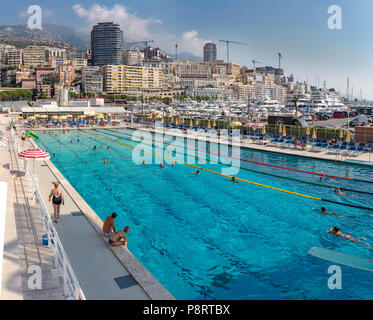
[102,212,130,247]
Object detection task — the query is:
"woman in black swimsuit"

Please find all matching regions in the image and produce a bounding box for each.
[48,182,64,223]
[21,133,26,146]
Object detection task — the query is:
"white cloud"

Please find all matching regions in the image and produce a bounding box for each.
[72,3,162,41]
[179,30,210,56]
[72,3,207,57]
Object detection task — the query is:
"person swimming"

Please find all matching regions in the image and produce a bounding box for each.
[229,176,240,183]
[104,159,108,165]
[171,161,176,166]
[107,146,111,151]
[315,207,346,218]
[327,227,366,243]
[334,187,360,198]
[191,169,200,174]
[334,187,346,195]
[93,146,97,150]
[160,163,165,168]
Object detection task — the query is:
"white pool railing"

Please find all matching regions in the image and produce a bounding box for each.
[11,128,86,300]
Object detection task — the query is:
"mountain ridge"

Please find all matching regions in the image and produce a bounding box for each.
[0,23,203,61]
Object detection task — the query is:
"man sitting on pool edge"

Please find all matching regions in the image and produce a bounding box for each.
[109,226,130,247]
[102,212,117,238]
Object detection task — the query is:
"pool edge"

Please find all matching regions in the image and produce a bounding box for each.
[29,137,176,301]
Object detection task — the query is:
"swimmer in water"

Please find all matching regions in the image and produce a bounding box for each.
[232,176,239,183]
[70,140,73,143]
[104,159,108,165]
[327,227,366,243]
[142,160,146,165]
[93,146,97,150]
[226,176,240,183]
[107,146,111,151]
[334,187,360,198]
[315,207,346,218]
[334,187,346,196]
[100,144,103,149]
[160,163,165,168]
[53,153,56,157]
[320,174,337,183]
[191,169,200,174]
[171,161,176,166]
[77,139,80,143]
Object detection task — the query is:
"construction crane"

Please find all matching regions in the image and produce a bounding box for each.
[278,52,283,69]
[251,59,262,70]
[219,40,249,63]
[127,40,154,58]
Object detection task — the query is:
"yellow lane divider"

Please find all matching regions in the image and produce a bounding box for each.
[84,130,322,201]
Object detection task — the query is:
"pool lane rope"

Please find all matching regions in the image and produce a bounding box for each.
[79,129,373,212]
[105,128,373,184]
[101,129,373,196]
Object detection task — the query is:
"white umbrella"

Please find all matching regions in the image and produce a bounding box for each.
[18,148,50,173]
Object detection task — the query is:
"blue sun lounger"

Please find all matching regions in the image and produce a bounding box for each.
[307,247,373,272]
[352,143,365,155]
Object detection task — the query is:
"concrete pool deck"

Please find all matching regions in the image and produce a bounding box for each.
[0,115,174,300]
[25,137,174,300]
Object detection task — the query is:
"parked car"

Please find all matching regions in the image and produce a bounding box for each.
[316,111,332,120]
[332,111,345,118]
[344,111,357,117]
[349,115,370,127]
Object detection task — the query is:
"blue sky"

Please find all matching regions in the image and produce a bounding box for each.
[3,0,373,99]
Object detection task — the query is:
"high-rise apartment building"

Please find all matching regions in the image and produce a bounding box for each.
[203,43,217,62]
[91,22,123,66]
[103,65,163,94]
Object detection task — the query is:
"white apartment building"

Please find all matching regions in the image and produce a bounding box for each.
[23,46,47,67]
[173,61,212,80]
[82,66,103,93]
[123,50,144,66]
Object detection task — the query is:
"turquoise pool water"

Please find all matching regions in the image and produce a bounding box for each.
[36,128,373,299]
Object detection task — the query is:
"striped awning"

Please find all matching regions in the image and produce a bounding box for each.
[18,148,50,160]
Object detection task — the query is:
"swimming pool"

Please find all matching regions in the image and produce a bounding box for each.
[36,128,373,299]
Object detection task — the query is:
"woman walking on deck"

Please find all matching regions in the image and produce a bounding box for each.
[49,182,64,223]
